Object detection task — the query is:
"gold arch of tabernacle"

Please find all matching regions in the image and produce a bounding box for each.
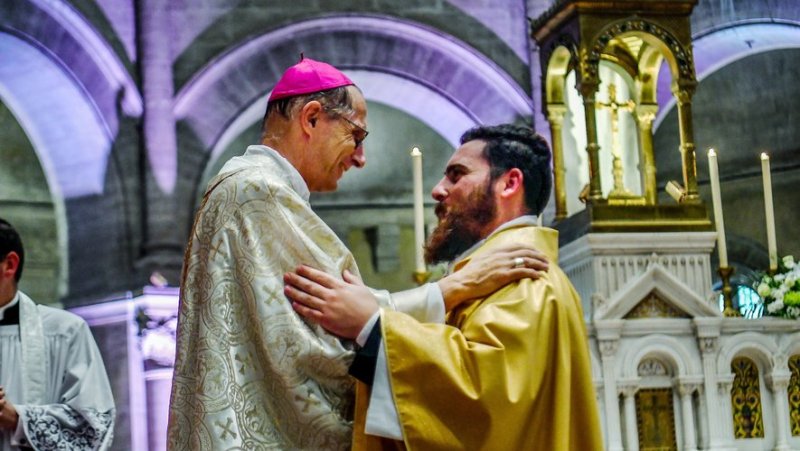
[542,17,701,220]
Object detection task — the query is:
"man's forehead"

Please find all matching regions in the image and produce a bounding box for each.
[446,139,487,168]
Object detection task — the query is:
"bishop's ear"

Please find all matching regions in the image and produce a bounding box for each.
[300,100,323,134]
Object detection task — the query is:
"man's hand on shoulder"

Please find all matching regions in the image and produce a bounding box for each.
[0,386,19,432]
[284,267,379,339]
[438,243,549,311]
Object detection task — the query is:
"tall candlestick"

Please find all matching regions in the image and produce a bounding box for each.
[707,149,728,267]
[761,153,778,270]
[411,147,426,273]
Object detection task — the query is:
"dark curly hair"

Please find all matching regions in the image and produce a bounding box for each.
[460,124,552,216]
[0,218,24,283]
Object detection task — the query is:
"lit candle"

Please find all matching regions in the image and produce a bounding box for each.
[761,152,778,270]
[411,147,426,273]
[707,148,728,267]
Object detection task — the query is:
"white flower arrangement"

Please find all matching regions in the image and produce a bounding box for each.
[753,255,800,319]
[136,309,178,366]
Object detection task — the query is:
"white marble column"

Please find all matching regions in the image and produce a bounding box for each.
[599,338,624,451]
[696,386,710,449]
[695,319,727,449]
[677,382,701,451]
[716,375,736,449]
[619,383,640,451]
[595,382,607,446]
[767,370,792,451]
[144,367,173,451]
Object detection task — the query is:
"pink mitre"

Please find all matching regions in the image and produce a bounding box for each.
[269,56,354,101]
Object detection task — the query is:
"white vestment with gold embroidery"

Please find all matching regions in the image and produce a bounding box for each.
[167,145,430,450]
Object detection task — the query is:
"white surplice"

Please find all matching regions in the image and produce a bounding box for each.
[0,292,115,450]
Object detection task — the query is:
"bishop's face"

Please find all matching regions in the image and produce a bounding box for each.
[424,140,498,264]
[305,87,368,192]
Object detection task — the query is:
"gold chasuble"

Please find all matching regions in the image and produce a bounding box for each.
[354,226,603,450]
[169,146,381,450]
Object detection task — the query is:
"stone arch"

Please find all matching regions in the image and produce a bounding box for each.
[782,332,800,360]
[0,32,114,200]
[0,0,141,135]
[0,32,102,298]
[0,0,141,300]
[654,22,800,130]
[173,14,533,193]
[621,334,701,379]
[717,332,779,374]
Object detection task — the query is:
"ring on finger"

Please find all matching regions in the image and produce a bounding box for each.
[513,257,525,268]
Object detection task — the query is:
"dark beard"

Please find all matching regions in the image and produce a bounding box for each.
[424,182,496,265]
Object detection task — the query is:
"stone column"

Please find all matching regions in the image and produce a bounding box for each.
[673,86,699,202]
[547,104,568,220]
[635,104,658,205]
[716,375,736,449]
[579,80,603,201]
[135,0,185,282]
[138,0,177,194]
[695,319,726,448]
[677,382,701,451]
[696,386,710,449]
[698,336,725,446]
[144,367,173,451]
[595,382,607,445]
[767,370,792,451]
[599,338,623,450]
[618,383,640,451]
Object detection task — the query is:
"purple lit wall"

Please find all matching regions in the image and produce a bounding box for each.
[654,23,800,131]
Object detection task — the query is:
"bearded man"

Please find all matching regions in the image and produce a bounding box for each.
[286,124,603,450]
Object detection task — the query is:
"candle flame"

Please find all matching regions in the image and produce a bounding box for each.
[708,148,716,157]
[411,147,421,156]
[761,152,769,160]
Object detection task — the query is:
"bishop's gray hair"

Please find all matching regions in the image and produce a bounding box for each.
[261,86,359,134]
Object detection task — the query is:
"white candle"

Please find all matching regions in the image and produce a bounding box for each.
[411,147,426,273]
[707,149,728,267]
[761,153,778,270]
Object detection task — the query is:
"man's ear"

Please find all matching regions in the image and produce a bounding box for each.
[498,168,524,199]
[300,101,323,135]
[0,252,20,280]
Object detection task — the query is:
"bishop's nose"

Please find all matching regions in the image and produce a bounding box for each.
[351,144,366,168]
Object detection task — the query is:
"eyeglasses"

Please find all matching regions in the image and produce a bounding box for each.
[326,109,369,148]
